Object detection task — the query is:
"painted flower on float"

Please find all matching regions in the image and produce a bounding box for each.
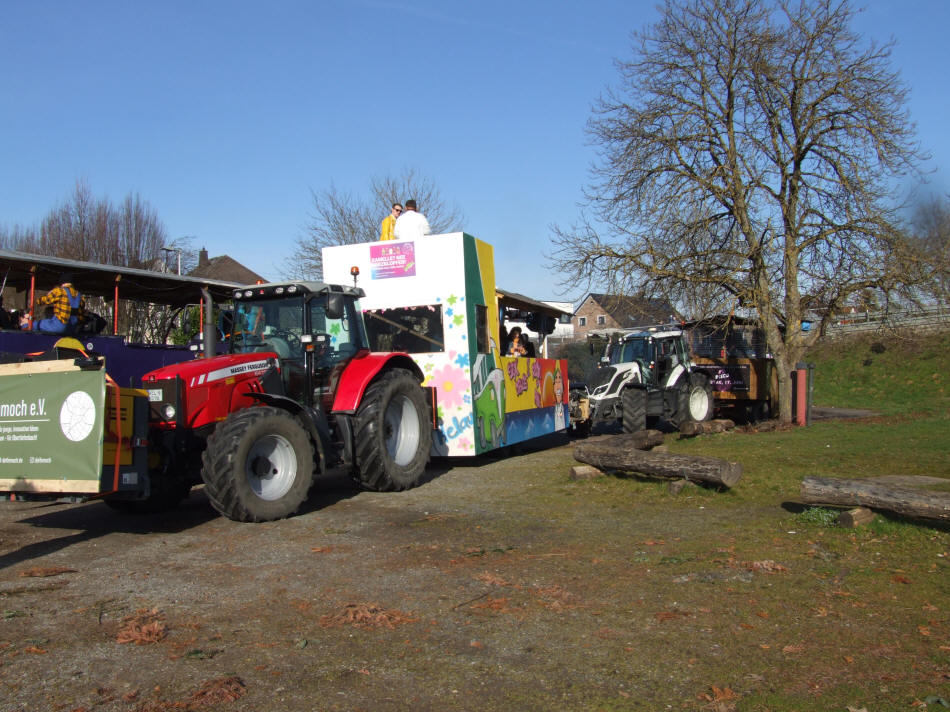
[424,362,469,411]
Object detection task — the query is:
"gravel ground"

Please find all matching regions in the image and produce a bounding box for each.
[2,433,945,712]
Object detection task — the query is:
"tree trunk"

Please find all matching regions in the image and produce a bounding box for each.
[678,419,735,437]
[775,359,793,424]
[581,430,666,450]
[573,437,741,488]
[801,477,950,524]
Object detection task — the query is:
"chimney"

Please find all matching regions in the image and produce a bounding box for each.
[198,248,209,268]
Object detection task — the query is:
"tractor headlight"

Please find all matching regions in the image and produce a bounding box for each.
[163,404,177,421]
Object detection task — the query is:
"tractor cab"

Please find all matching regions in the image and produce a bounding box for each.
[610,328,690,388]
[228,281,368,409]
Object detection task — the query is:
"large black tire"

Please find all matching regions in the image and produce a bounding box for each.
[353,369,431,492]
[621,387,647,433]
[201,406,314,522]
[672,373,714,427]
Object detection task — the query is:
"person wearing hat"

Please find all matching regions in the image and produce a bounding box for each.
[33,273,84,334]
[393,198,431,241]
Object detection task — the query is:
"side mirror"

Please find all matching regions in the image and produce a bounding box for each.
[326,292,344,320]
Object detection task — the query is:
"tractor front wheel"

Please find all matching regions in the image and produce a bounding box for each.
[202,406,314,522]
[673,373,714,426]
[353,369,431,491]
[621,387,647,433]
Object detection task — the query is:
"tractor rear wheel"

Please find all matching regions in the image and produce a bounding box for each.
[202,406,314,522]
[621,387,647,433]
[353,369,431,491]
[673,373,714,426]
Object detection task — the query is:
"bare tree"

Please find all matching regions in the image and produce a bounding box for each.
[287,168,464,279]
[551,0,929,422]
[0,181,184,341]
[910,193,950,300]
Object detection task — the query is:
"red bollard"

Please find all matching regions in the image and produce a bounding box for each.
[795,369,808,426]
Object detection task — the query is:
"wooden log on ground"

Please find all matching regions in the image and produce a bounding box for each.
[570,465,604,481]
[582,430,666,450]
[836,507,875,528]
[678,419,735,438]
[801,477,950,524]
[573,435,741,488]
[668,478,698,495]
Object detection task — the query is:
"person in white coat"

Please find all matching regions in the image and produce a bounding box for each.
[393,199,431,240]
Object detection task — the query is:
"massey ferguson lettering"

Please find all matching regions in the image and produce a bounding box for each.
[203,360,273,384]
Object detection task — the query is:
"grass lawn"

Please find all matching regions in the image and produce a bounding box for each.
[639,329,950,709]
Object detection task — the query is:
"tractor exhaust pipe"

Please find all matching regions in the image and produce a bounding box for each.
[201,287,216,358]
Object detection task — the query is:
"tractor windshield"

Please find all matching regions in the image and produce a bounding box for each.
[231,298,305,359]
[614,337,651,365]
[230,293,367,367]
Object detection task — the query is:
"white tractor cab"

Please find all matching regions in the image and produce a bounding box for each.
[569,325,713,435]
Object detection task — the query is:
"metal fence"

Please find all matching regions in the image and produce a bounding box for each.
[824,302,950,336]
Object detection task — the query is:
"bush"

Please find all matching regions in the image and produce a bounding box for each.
[554,340,602,388]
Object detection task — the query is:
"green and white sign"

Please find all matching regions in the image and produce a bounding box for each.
[0,360,105,493]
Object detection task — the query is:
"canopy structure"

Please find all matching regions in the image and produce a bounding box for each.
[496,288,570,324]
[0,248,243,308]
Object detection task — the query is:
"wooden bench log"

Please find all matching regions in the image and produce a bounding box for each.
[573,435,741,488]
[678,419,735,437]
[801,477,950,524]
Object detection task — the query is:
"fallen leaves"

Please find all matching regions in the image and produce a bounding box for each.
[699,684,740,710]
[19,566,77,578]
[471,597,514,614]
[744,560,788,574]
[187,676,247,707]
[655,609,691,622]
[319,603,417,629]
[116,608,167,645]
[474,572,509,587]
[133,676,247,711]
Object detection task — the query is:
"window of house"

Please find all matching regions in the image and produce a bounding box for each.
[578,317,587,326]
[597,315,606,325]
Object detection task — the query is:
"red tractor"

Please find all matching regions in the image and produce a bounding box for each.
[139,280,434,522]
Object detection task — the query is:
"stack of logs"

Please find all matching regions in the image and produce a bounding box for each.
[571,423,741,491]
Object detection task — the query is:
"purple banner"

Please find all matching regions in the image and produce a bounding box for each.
[370,242,416,279]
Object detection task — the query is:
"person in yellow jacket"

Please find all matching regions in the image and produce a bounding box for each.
[379,203,402,241]
[34,273,84,334]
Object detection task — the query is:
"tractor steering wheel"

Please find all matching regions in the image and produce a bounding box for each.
[268,328,302,353]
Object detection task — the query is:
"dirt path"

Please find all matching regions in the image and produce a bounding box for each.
[1,437,947,711]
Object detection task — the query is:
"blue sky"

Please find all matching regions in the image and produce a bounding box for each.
[1,1,948,303]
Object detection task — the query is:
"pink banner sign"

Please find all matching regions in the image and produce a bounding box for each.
[370,242,416,279]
